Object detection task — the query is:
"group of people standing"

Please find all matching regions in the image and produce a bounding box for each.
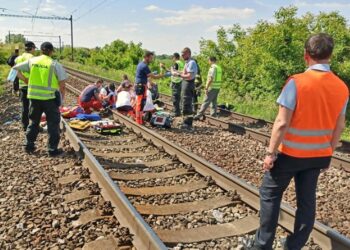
[135,47,223,129]
[9,33,350,250]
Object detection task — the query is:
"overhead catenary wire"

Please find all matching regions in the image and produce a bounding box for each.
[31,0,43,32]
[74,0,108,21]
[71,0,89,15]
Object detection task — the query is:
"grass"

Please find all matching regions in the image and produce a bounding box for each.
[63,60,135,82]
[0,65,10,95]
[63,62,349,141]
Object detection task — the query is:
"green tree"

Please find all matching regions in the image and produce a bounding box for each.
[5,33,25,44]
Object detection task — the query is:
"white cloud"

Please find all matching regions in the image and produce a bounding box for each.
[295,0,350,8]
[122,22,140,33]
[145,5,160,11]
[146,5,255,26]
[39,0,67,14]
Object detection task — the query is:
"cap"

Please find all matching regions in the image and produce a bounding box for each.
[25,41,36,49]
[40,42,54,52]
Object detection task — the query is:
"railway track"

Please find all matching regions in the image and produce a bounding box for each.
[63,66,350,172]
[62,83,350,249]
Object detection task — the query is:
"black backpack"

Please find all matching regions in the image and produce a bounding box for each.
[7,54,17,67]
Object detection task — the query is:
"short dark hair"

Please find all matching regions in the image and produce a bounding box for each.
[123,74,128,80]
[209,56,217,62]
[109,83,116,92]
[182,47,191,55]
[96,79,104,84]
[144,50,154,58]
[173,52,180,59]
[305,33,334,60]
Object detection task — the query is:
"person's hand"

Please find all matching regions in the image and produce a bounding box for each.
[24,78,29,84]
[263,154,277,171]
[321,166,330,173]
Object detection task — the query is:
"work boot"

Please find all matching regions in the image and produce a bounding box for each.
[180,123,193,131]
[24,145,36,153]
[193,114,205,121]
[49,148,64,157]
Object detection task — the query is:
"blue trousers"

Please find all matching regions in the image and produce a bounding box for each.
[254,153,331,250]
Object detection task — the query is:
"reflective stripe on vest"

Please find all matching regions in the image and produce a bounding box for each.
[171,60,184,83]
[279,70,349,158]
[27,55,59,100]
[15,52,33,88]
[211,64,222,89]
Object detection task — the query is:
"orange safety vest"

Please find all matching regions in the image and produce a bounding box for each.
[279,69,349,158]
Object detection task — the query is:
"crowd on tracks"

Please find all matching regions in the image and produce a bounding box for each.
[7,32,349,250]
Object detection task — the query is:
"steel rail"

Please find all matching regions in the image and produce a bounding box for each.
[65,82,350,249]
[111,109,350,250]
[60,115,167,250]
[64,65,350,172]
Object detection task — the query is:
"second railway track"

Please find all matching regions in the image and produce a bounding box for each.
[63,65,350,172]
[61,82,350,249]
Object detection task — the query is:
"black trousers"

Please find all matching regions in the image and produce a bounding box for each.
[13,77,19,92]
[254,153,331,250]
[20,88,30,131]
[181,79,195,126]
[26,99,61,152]
[171,82,182,115]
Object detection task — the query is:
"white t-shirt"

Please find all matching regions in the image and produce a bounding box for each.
[143,90,154,111]
[116,91,132,108]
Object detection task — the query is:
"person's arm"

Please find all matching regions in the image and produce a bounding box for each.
[147,72,164,80]
[55,62,68,102]
[13,61,30,83]
[263,79,296,171]
[263,106,294,171]
[94,90,102,102]
[59,80,66,101]
[181,61,196,80]
[205,67,215,95]
[331,114,346,151]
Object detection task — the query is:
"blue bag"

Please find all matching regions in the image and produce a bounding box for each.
[7,68,18,82]
[76,113,101,121]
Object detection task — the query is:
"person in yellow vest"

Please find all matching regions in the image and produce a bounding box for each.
[170,52,184,117]
[15,41,36,131]
[13,42,68,156]
[250,33,348,250]
[194,56,222,120]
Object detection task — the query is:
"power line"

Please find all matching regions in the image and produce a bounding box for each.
[71,0,89,14]
[0,13,71,21]
[75,0,108,21]
[32,0,43,31]
[0,12,74,60]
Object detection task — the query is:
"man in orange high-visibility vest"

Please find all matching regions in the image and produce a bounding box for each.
[251,33,349,250]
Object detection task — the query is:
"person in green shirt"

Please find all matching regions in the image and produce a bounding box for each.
[194,56,222,120]
[15,41,36,131]
[170,52,184,117]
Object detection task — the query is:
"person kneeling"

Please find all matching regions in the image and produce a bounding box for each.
[116,81,135,115]
[100,83,116,108]
[78,79,103,113]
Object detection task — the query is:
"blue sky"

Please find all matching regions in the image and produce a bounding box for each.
[1,0,350,54]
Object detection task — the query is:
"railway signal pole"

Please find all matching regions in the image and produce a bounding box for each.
[0,12,74,61]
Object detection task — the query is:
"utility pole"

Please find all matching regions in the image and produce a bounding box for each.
[59,35,62,54]
[70,15,74,61]
[0,13,74,61]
